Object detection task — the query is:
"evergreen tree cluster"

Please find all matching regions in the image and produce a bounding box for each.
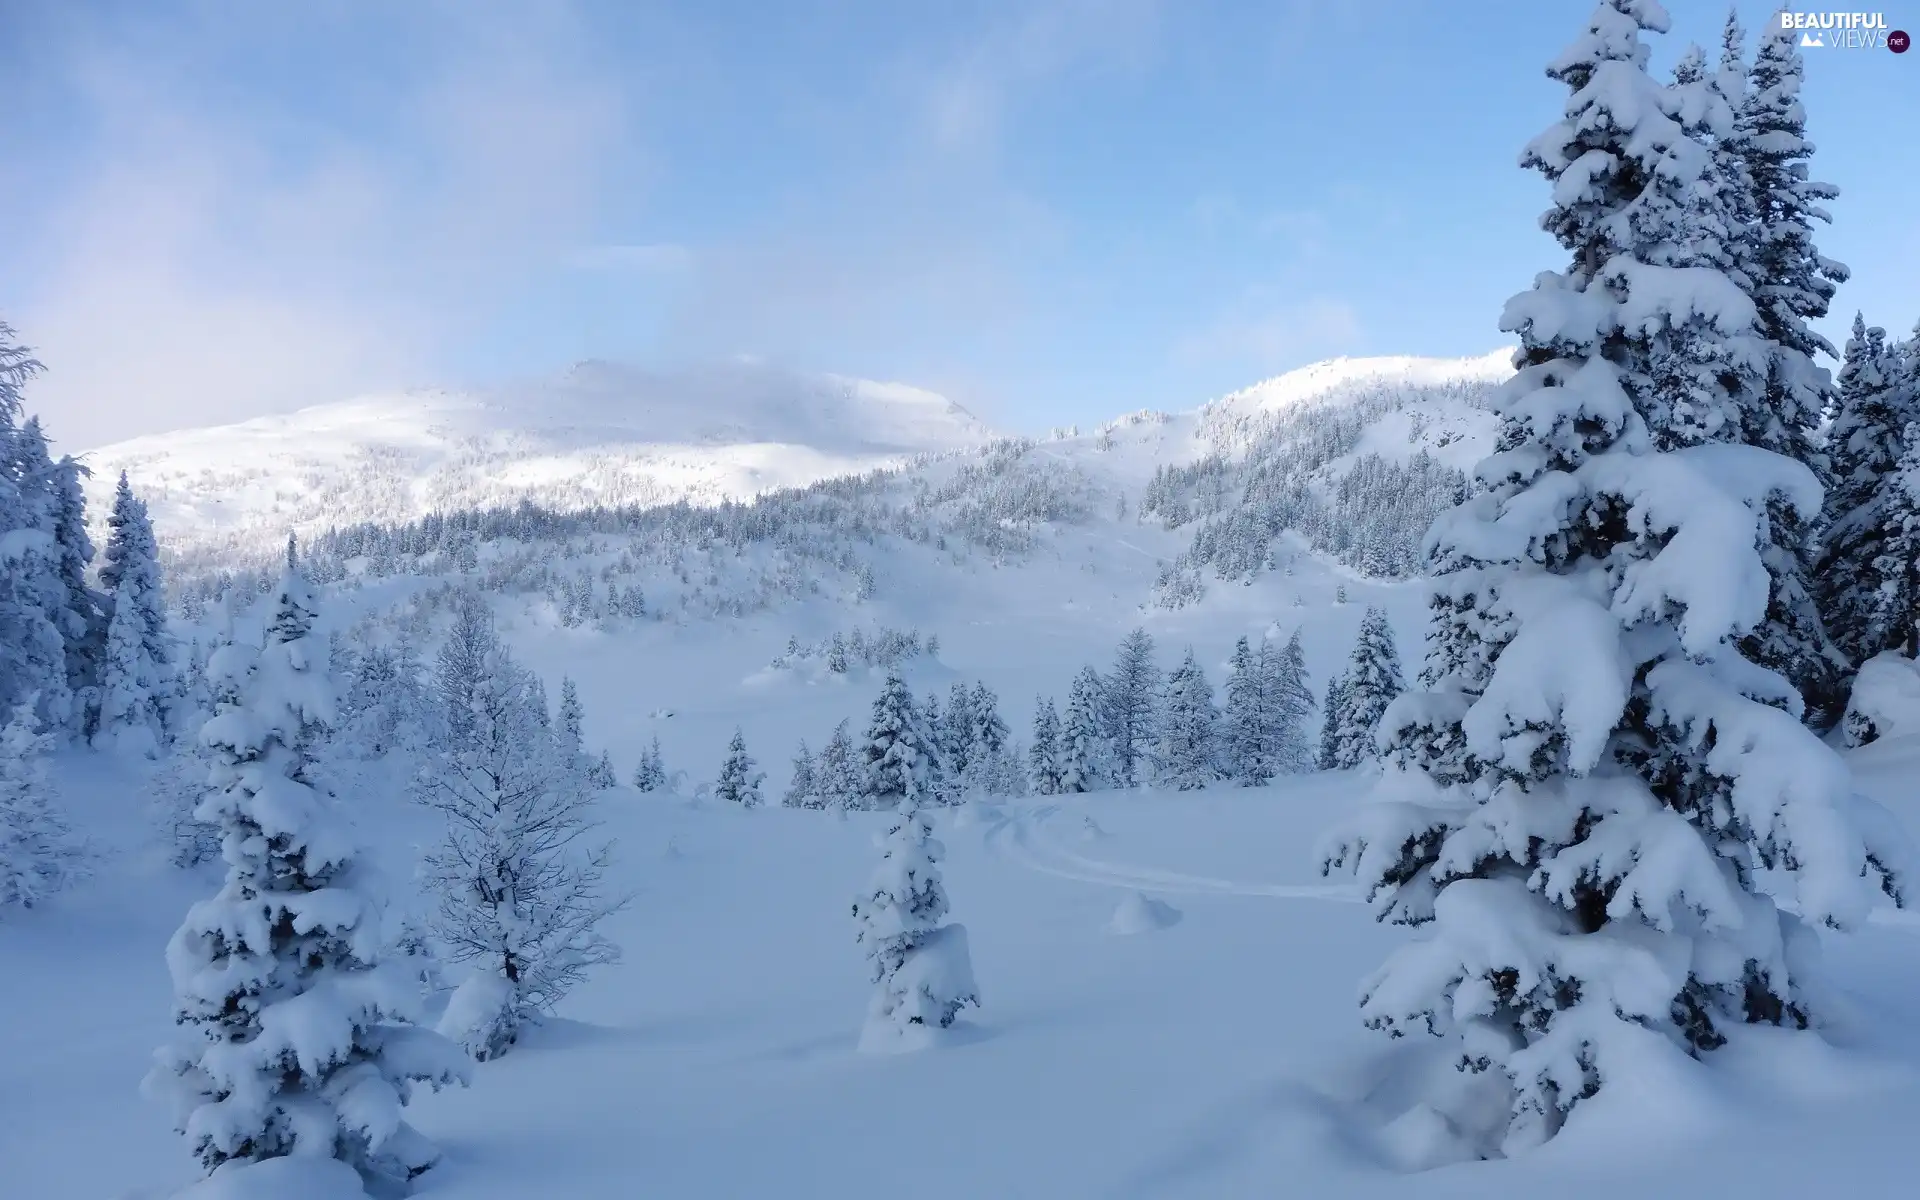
[1315,608,1406,770]
[770,625,935,674]
[1,322,175,750]
[1142,381,1490,608]
[781,673,1026,811]
[1025,625,1323,793]
[166,433,1099,626]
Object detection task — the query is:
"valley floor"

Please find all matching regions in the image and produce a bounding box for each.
[10,741,1920,1199]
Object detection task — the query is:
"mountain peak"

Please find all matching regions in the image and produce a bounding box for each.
[1209,349,1513,416]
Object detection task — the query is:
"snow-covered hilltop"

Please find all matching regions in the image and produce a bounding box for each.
[1205,348,1512,420]
[77,359,993,555]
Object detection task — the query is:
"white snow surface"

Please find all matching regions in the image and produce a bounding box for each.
[20,351,1920,1195]
[10,531,1920,1197]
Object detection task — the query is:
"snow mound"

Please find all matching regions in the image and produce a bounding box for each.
[1376,1104,1478,1172]
[857,924,980,1054]
[436,972,518,1062]
[169,1158,368,1200]
[1106,891,1182,935]
[1843,652,1920,746]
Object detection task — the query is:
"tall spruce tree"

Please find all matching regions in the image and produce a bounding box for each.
[784,741,818,808]
[558,677,585,754]
[939,681,975,788]
[1269,630,1317,775]
[95,472,177,754]
[1028,697,1065,795]
[816,720,862,813]
[714,727,765,808]
[1101,628,1161,788]
[861,671,941,810]
[1721,19,1851,725]
[1222,636,1269,784]
[631,735,669,792]
[1328,608,1404,769]
[1869,419,1920,660]
[1819,315,1918,666]
[851,806,979,1051]
[151,539,467,1182]
[1315,672,1347,771]
[1321,0,1910,1157]
[47,453,104,737]
[1059,666,1108,794]
[1,410,74,731]
[1155,648,1219,791]
[0,700,82,908]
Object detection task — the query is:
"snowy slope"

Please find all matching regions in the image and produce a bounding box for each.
[77,360,992,553]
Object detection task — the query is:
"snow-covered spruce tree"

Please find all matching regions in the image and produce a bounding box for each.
[96,472,178,755]
[1101,628,1161,788]
[861,671,941,811]
[557,676,585,758]
[1819,316,1918,667]
[1269,630,1317,774]
[1155,648,1219,791]
[1717,19,1851,726]
[939,681,975,789]
[1329,607,1404,769]
[420,632,623,1062]
[1,411,76,732]
[1222,636,1270,784]
[46,452,105,739]
[965,681,1012,797]
[433,591,497,745]
[1028,697,1065,796]
[151,734,221,869]
[714,727,765,808]
[150,539,467,1184]
[588,750,617,789]
[334,640,431,762]
[1866,420,1920,663]
[0,699,82,909]
[784,741,818,808]
[1321,0,1911,1156]
[851,805,978,1052]
[1059,666,1108,794]
[631,735,668,792]
[1315,673,1347,771]
[816,720,861,813]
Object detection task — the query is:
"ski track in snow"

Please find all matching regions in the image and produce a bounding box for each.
[982,802,1358,903]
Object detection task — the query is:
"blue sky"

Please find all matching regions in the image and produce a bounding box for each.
[2,0,1915,450]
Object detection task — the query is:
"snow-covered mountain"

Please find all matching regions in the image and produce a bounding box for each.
[85,350,1513,582]
[77,359,992,554]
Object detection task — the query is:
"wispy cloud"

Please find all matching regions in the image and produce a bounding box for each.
[568,243,694,274]
[1174,296,1363,368]
[13,1,637,451]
